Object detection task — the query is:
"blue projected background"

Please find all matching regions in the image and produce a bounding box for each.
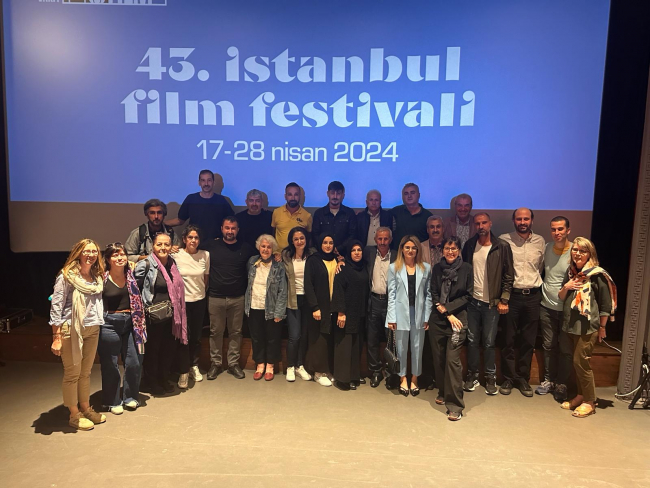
[3,0,610,210]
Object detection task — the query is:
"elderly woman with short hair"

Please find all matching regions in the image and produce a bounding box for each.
[245,234,288,381]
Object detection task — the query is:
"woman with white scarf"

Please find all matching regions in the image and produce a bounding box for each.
[49,238,106,431]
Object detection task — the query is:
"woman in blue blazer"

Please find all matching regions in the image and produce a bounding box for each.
[386,235,433,397]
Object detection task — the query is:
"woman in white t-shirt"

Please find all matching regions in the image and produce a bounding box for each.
[173,225,210,387]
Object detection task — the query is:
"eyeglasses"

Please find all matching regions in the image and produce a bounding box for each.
[82,250,99,256]
[443,247,459,253]
[571,248,589,255]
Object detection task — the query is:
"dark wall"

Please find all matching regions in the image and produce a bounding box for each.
[1,1,650,330]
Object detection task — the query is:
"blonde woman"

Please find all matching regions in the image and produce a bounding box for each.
[558,237,616,418]
[50,238,106,431]
[386,235,432,397]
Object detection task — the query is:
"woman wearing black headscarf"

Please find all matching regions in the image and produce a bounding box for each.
[304,233,338,387]
[331,241,369,391]
[429,236,473,421]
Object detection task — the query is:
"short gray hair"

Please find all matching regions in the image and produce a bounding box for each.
[246,189,263,200]
[427,215,444,226]
[376,227,392,238]
[366,189,381,200]
[255,234,278,253]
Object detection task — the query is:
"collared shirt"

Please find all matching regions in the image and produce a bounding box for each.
[366,211,381,247]
[371,249,391,295]
[124,223,181,263]
[271,205,313,249]
[455,216,471,248]
[499,231,545,289]
[428,241,444,266]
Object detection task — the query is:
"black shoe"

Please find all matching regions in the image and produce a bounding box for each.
[370,372,382,388]
[500,379,513,395]
[398,386,409,397]
[358,377,366,385]
[207,365,222,380]
[162,381,175,393]
[517,378,533,398]
[227,364,245,379]
[410,387,420,397]
[553,383,568,403]
[426,382,435,391]
[463,372,479,392]
[351,380,360,389]
[335,380,351,391]
[485,375,498,396]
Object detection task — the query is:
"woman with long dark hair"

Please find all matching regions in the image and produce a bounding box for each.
[99,242,146,414]
[49,238,106,430]
[282,226,315,382]
[558,237,616,418]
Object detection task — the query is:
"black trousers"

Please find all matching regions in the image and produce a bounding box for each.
[305,314,334,374]
[501,291,541,382]
[177,298,206,373]
[333,325,361,384]
[248,309,282,364]
[366,295,388,372]
[431,324,466,414]
[143,318,175,387]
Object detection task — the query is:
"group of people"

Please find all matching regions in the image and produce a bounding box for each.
[49,171,617,429]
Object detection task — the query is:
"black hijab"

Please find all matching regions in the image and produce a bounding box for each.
[315,233,336,261]
[346,240,366,271]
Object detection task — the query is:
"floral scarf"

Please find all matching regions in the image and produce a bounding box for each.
[151,254,187,344]
[568,265,617,322]
[104,270,147,354]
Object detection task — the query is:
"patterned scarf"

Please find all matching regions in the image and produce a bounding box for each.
[439,255,463,304]
[151,254,187,344]
[66,271,103,366]
[103,270,147,354]
[568,265,617,322]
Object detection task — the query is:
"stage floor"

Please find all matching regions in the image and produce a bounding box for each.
[0,361,648,488]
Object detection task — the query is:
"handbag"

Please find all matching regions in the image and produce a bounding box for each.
[383,327,401,376]
[145,300,173,325]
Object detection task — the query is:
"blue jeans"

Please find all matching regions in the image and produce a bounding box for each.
[286,295,309,368]
[466,299,499,376]
[98,313,143,407]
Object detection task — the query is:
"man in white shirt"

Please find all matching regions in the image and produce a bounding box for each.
[498,208,545,397]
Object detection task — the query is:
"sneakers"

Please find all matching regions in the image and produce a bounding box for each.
[124,400,139,410]
[82,406,106,425]
[178,373,189,389]
[553,384,568,403]
[286,366,296,382]
[69,412,94,431]
[517,379,533,398]
[535,380,554,395]
[108,405,124,415]
[314,373,332,387]
[296,365,312,381]
[499,379,513,395]
[463,372,479,392]
[485,375,498,396]
[190,366,203,382]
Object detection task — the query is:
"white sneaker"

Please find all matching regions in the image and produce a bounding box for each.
[109,405,123,415]
[296,365,312,381]
[315,373,332,387]
[178,373,189,389]
[286,366,296,382]
[190,366,203,382]
[124,400,139,410]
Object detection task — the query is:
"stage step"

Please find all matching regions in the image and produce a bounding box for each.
[0,317,621,386]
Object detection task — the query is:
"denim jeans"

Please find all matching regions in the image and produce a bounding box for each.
[286,295,310,368]
[539,305,563,383]
[98,313,143,407]
[466,299,499,376]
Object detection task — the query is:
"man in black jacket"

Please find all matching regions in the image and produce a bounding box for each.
[461,212,514,395]
[363,227,396,387]
[312,181,358,255]
[357,190,394,247]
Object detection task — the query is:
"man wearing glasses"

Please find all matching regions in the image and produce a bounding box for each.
[498,208,545,397]
[461,212,514,395]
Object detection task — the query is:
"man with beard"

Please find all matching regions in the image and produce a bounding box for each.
[203,216,256,380]
[166,169,234,241]
[444,193,476,248]
[391,183,432,249]
[272,182,313,249]
[125,198,181,263]
[235,189,273,248]
[461,213,513,395]
[312,180,358,255]
[357,190,395,247]
[420,215,446,266]
[498,208,545,397]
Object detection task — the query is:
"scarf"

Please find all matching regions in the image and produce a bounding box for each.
[315,233,337,262]
[67,271,103,366]
[439,256,463,304]
[345,240,366,272]
[103,270,147,354]
[568,265,617,322]
[151,254,188,344]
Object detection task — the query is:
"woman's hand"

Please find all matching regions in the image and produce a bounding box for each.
[274,252,282,263]
[436,304,447,314]
[564,278,584,292]
[313,310,321,321]
[448,315,463,332]
[51,335,62,356]
[423,322,429,331]
[274,318,282,323]
[388,322,397,331]
[598,326,606,342]
[335,261,345,274]
[337,313,346,328]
